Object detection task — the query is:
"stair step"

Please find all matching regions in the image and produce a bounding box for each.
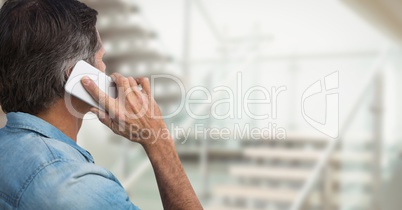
[230,165,372,186]
[277,132,329,140]
[214,185,297,203]
[308,191,371,208]
[211,188,371,209]
[243,148,321,162]
[333,171,372,184]
[333,152,373,164]
[205,207,259,210]
[241,132,372,146]
[177,148,242,160]
[179,131,331,144]
[247,131,331,143]
[176,132,371,147]
[230,166,311,181]
[244,148,373,163]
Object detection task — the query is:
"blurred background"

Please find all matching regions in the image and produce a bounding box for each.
[2,0,402,209]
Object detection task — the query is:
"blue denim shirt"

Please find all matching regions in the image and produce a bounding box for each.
[0,112,140,210]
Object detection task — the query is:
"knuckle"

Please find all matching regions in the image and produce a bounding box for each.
[118,77,128,85]
[112,72,122,77]
[110,73,118,79]
[143,77,150,84]
[139,77,149,84]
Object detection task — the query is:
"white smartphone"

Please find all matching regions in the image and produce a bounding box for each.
[65,60,117,111]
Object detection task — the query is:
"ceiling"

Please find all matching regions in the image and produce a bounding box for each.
[342,0,402,44]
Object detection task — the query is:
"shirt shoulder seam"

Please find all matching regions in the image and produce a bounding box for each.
[39,136,57,159]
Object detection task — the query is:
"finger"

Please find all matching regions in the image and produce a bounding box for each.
[127,76,144,106]
[82,76,116,113]
[112,73,131,91]
[135,77,151,95]
[113,73,133,103]
[128,77,140,92]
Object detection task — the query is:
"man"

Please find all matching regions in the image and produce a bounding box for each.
[0,0,202,209]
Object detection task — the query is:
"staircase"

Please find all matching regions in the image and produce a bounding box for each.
[204,131,376,210]
[203,51,386,210]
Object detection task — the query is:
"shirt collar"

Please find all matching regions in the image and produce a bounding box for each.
[5,112,94,163]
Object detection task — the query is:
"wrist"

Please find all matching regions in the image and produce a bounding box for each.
[140,130,175,155]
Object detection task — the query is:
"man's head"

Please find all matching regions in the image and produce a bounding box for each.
[0,0,102,115]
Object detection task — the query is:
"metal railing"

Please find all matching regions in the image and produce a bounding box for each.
[290,45,389,210]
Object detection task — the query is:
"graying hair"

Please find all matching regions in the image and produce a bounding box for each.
[0,0,101,114]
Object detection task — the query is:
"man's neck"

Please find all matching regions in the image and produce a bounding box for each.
[36,98,87,142]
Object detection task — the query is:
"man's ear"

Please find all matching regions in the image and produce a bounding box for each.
[64,65,75,83]
[65,62,78,78]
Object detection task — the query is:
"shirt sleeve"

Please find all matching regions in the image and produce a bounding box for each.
[18,160,141,210]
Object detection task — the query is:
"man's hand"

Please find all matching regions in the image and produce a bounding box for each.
[81,74,203,210]
[81,73,170,145]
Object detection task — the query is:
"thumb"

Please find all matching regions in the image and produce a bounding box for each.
[81,76,115,113]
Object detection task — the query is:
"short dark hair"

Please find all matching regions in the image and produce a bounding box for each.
[0,0,101,114]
